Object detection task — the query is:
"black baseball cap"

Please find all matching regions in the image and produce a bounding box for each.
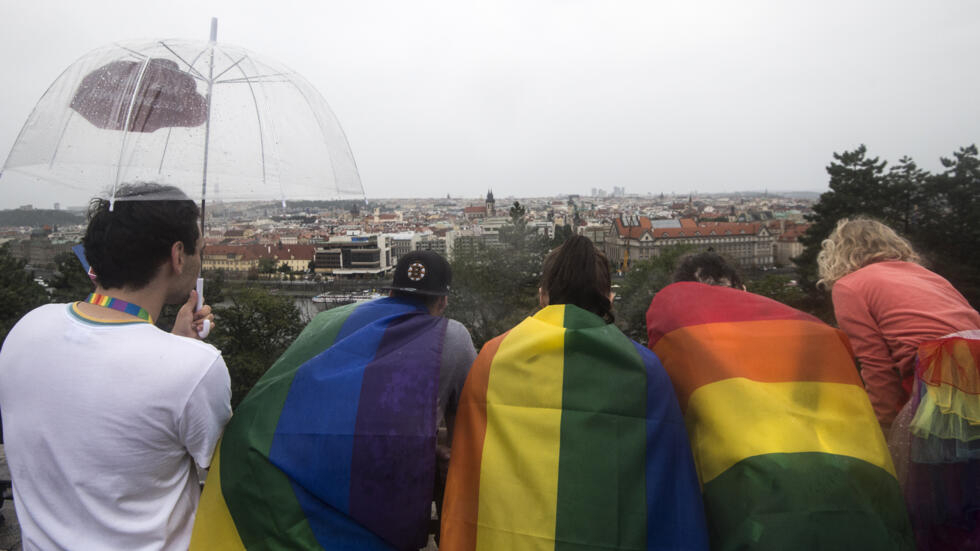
[386,250,452,296]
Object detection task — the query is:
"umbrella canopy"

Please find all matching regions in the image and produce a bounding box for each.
[70,57,208,133]
[1,38,363,209]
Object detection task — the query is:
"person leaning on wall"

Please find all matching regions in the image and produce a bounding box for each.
[646,251,913,550]
[818,217,980,550]
[441,235,708,551]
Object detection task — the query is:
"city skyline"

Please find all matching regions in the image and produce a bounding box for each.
[1,1,978,208]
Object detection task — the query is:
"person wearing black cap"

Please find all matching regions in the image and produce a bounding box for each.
[386,249,454,315]
[377,250,479,547]
[192,249,476,550]
[385,251,478,498]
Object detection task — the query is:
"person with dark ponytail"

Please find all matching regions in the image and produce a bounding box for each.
[537,234,616,323]
[441,235,708,551]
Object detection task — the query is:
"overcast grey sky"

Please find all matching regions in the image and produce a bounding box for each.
[1,0,978,202]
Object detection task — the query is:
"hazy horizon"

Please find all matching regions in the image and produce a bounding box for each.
[2,1,977,208]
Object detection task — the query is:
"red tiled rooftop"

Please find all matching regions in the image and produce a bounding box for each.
[614,216,768,239]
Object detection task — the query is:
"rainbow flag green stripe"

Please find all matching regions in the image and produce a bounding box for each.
[704,453,912,549]
[191,297,448,550]
[442,304,708,550]
[647,282,914,550]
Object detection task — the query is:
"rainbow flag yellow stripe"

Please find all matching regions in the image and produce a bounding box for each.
[688,378,893,483]
[442,304,708,550]
[647,282,914,550]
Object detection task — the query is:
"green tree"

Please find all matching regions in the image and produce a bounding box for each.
[509,200,527,223]
[257,257,277,274]
[613,245,693,342]
[550,224,574,247]
[154,304,182,333]
[152,271,228,333]
[884,156,928,235]
[210,287,303,407]
[446,226,549,349]
[277,262,293,280]
[745,274,807,308]
[796,145,890,292]
[0,244,50,345]
[918,145,980,306]
[498,203,549,256]
[47,251,94,303]
[203,269,227,305]
[797,144,980,312]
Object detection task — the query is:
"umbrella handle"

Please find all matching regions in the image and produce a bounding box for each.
[196,277,211,338]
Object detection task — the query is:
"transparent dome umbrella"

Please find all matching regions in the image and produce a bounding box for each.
[0,21,363,335]
[0,23,364,215]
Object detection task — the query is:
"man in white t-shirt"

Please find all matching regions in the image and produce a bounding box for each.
[0,183,231,550]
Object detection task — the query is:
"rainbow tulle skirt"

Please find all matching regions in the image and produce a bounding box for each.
[892,330,980,550]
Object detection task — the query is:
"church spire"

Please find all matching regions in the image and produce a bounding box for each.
[486,189,496,216]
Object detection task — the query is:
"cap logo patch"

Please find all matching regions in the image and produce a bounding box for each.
[407,262,427,282]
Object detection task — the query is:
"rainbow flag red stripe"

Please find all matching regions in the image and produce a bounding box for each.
[442,304,708,550]
[191,298,448,550]
[647,282,914,550]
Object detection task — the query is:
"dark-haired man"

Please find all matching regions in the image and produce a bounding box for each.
[190,250,475,551]
[645,253,913,549]
[671,251,744,289]
[0,183,231,550]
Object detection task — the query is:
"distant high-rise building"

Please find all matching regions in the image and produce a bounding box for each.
[314,234,392,277]
[388,232,419,263]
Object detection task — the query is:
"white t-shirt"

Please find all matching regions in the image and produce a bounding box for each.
[0,303,232,551]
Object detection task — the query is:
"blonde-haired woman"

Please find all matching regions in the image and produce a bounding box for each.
[818,217,979,427]
[819,217,980,550]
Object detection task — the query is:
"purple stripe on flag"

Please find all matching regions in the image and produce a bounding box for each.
[348,315,448,549]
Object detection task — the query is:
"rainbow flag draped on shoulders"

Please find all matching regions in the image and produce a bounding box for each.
[442,304,709,551]
[646,282,914,551]
[191,297,449,550]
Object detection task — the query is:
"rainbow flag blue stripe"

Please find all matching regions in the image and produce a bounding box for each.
[191,297,449,550]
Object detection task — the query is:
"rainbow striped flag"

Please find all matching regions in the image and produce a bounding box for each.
[441,304,709,551]
[190,298,449,550]
[646,282,914,550]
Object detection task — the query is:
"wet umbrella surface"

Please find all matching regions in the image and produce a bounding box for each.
[1,37,363,209]
[70,58,208,134]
